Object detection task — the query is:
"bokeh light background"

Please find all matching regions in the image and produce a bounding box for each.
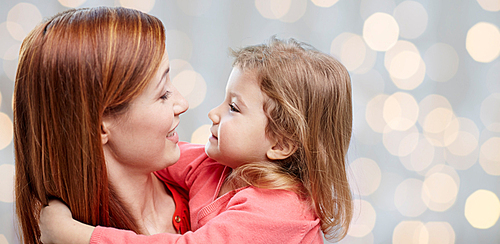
[0,0,499,243]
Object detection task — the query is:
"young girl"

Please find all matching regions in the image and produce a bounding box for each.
[40,37,353,243]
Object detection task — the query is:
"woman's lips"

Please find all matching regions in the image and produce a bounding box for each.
[167,131,179,144]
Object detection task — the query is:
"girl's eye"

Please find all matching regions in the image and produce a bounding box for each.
[160,91,172,100]
[229,103,240,112]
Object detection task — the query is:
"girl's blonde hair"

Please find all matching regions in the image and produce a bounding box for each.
[14,7,165,243]
[228,37,353,241]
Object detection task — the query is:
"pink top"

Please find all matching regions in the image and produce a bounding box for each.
[90,142,323,244]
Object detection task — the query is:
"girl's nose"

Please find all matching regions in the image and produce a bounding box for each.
[207,105,220,124]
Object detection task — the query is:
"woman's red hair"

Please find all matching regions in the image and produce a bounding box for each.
[14,7,166,243]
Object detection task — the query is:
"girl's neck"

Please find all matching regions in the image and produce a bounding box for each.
[107,165,177,235]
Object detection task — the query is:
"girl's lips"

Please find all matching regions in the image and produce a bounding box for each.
[209,134,218,141]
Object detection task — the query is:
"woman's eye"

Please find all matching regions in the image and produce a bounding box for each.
[160,91,172,100]
[229,103,240,112]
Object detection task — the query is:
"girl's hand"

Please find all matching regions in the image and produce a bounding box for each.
[39,199,94,244]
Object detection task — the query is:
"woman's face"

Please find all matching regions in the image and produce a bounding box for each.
[102,52,189,174]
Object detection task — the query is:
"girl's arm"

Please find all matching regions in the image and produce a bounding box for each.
[39,200,94,244]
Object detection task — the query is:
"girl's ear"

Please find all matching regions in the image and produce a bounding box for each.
[266,140,297,160]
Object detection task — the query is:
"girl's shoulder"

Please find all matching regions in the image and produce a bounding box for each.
[231,187,317,221]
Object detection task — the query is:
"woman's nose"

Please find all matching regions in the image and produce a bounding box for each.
[173,88,189,116]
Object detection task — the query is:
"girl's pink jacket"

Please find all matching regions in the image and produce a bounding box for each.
[90,142,323,244]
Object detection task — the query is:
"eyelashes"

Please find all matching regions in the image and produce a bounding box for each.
[160,91,172,100]
[229,102,240,112]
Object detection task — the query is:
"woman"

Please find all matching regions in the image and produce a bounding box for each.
[14,7,189,243]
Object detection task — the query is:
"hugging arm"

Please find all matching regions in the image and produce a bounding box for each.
[39,200,94,244]
[40,188,322,244]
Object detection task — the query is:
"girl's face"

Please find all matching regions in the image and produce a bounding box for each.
[205,67,275,168]
[102,52,189,174]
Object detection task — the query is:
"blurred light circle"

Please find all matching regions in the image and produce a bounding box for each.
[5,21,24,42]
[480,93,500,132]
[465,189,500,229]
[0,112,13,150]
[426,164,460,189]
[394,178,427,217]
[0,164,15,203]
[169,59,194,80]
[476,0,500,11]
[447,132,478,156]
[393,1,428,39]
[486,62,500,93]
[349,158,381,196]
[352,46,377,74]
[390,58,425,90]
[3,43,21,61]
[392,221,429,244]
[363,13,399,51]
[0,22,20,61]
[388,50,420,79]
[423,107,454,134]
[311,0,339,8]
[255,0,292,19]
[422,172,458,206]
[366,94,389,133]
[424,222,455,244]
[176,0,212,16]
[7,3,42,41]
[359,0,397,20]
[173,70,207,109]
[383,92,418,131]
[191,124,211,145]
[383,125,419,156]
[332,33,377,75]
[351,69,385,105]
[444,117,480,169]
[120,0,155,13]
[466,22,500,63]
[424,43,459,82]
[341,35,366,71]
[0,234,7,244]
[279,0,307,23]
[385,40,424,90]
[399,135,435,172]
[167,30,193,61]
[384,41,419,70]
[58,0,87,8]
[419,95,459,147]
[479,137,500,175]
[347,199,377,237]
[331,33,356,58]
[445,146,479,170]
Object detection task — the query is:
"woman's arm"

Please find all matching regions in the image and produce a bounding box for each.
[39,200,94,244]
[40,189,323,244]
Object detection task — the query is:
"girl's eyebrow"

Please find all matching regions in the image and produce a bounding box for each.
[229,92,247,108]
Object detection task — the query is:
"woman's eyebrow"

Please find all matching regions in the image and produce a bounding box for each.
[157,67,170,88]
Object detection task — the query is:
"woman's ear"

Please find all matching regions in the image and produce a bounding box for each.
[101,120,110,145]
[266,140,297,160]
